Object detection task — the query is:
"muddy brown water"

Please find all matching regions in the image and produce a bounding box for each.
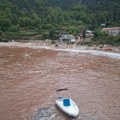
[0,46,120,120]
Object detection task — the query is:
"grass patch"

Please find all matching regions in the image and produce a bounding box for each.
[0,31,39,41]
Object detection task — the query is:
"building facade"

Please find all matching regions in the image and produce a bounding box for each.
[59,34,76,43]
[102,27,120,36]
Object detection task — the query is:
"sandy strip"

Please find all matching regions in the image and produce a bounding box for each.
[0,42,120,59]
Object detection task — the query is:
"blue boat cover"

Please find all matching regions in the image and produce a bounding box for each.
[63,98,70,106]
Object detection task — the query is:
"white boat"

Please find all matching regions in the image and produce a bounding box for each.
[55,89,79,117]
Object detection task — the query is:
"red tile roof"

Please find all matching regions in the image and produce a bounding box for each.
[102,27,120,31]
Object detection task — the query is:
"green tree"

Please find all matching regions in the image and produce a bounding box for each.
[49,29,57,40]
[8,25,20,32]
[19,16,32,27]
[94,30,107,38]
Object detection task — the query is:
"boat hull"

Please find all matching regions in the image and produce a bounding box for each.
[55,98,79,117]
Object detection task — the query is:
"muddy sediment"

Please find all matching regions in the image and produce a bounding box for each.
[0,44,120,120]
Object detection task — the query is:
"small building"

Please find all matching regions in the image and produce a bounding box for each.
[85,30,93,37]
[59,34,76,43]
[102,27,120,36]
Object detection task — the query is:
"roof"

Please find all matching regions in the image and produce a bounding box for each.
[86,30,93,33]
[60,34,75,40]
[102,27,120,31]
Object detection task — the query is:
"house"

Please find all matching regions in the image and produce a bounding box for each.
[59,34,76,43]
[85,30,93,37]
[101,27,120,36]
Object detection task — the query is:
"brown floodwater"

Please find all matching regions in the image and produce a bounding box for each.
[0,46,120,120]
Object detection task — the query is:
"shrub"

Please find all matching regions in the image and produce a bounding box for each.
[94,30,107,38]
[51,40,56,44]
[41,32,49,40]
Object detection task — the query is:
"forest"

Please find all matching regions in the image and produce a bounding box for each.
[0,0,120,41]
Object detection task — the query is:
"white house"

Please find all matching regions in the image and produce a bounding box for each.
[59,34,76,43]
[102,27,120,36]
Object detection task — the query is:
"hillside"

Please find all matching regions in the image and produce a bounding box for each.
[82,0,120,21]
[0,0,120,40]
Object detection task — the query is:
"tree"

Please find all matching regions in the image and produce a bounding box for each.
[19,16,32,27]
[94,30,107,38]
[42,31,49,40]
[49,29,57,40]
[8,25,20,32]
[82,30,86,39]
[0,30,3,36]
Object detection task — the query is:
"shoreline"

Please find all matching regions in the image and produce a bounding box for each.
[0,41,120,59]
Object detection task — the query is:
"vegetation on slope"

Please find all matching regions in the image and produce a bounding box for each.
[0,0,120,41]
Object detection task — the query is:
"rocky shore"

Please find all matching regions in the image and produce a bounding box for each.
[0,40,120,53]
[32,40,120,53]
[87,44,120,53]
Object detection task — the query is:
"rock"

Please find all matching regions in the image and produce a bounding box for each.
[104,47,113,51]
[93,45,97,47]
[113,47,120,53]
[103,44,109,48]
[99,45,103,48]
[55,44,58,47]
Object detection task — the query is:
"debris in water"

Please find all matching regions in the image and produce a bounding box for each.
[32,106,57,120]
